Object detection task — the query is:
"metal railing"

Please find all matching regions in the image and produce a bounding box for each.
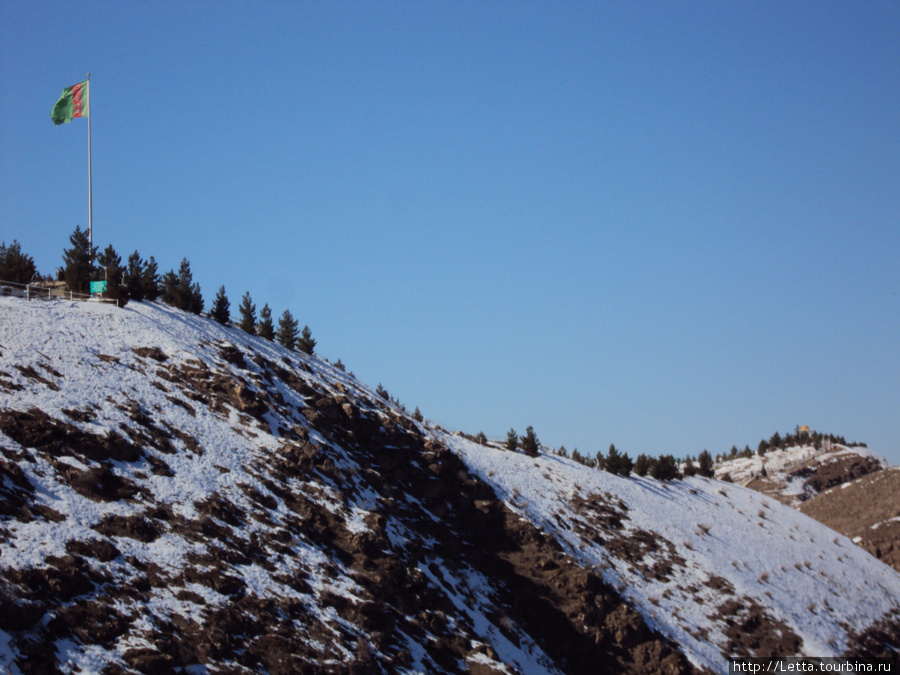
[0,279,117,306]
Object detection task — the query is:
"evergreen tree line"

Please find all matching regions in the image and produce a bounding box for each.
[494,424,720,482]
[504,427,541,457]
[5,227,318,355]
[0,240,39,284]
[216,287,316,355]
[497,426,716,481]
[373,382,422,418]
[714,427,865,464]
[563,445,714,480]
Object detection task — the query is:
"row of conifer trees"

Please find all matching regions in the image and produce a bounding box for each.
[3,227,317,356]
[478,425,716,481]
[557,444,715,480]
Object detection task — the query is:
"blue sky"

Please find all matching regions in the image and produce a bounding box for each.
[2,1,899,464]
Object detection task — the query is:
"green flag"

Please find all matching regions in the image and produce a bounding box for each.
[51,80,89,125]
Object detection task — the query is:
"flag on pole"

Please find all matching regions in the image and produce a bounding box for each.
[51,80,90,125]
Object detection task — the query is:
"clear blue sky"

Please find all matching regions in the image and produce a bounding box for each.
[2,2,898,464]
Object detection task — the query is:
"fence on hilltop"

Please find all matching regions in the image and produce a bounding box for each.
[0,279,118,307]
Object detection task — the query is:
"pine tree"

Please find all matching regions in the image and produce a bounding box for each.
[276,309,299,350]
[142,256,160,301]
[160,270,178,305]
[96,245,128,307]
[505,429,518,452]
[651,454,679,481]
[188,281,204,314]
[0,241,38,284]
[169,258,204,314]
[297,325,317,355]
[634,453,652,477]
[211,286,231,325]
[619,450,634,477]
[476,431,488,445]
[62,225,97,294]
[174,258,194,310]
[257,303,275,340]
[124,251,146,302]
[521,426,540,456]
[697,450,715,478]
[605,444,633,476]
[95,245,119,274]
[376,383,390,400]
[682,459,697,477]
[162,258,203,313]
[238,292,256,334]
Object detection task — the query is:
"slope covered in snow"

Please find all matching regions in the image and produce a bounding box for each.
[712,440,899,573]
[444,435,900,670]
[0,297,687,674]
[1,296,898,674]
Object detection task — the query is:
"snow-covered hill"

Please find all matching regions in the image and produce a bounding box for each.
[1,297,898,674]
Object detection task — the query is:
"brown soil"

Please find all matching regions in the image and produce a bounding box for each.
[710,598,802,657]
[799,467,900,573]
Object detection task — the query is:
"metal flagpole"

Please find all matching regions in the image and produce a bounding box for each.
[87,73,92,263]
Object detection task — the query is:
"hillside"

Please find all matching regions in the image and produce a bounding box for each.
[713,441,899,572]
[798,467,900,573]
[1,297,899,674]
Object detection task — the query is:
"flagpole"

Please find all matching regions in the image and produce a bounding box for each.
[87,73,92,263]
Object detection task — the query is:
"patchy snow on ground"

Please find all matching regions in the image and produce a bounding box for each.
[442,434,900,672]
[2,296,899,674]
[715,443,888,488]
[0,297,583,673]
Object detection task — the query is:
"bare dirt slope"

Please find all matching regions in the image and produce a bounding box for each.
[799,467,900,573]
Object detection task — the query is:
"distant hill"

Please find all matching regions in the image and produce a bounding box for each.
[714,441,887,505]
[714,440,899,573]
[1,297,898,673]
